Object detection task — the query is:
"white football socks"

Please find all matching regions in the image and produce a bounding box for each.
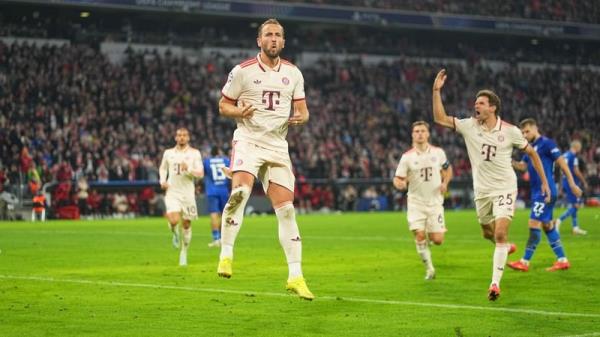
[219,186,251,260]
[182,227,192,248]
[492,243,509,286]
[415,239,434,272]
[275,203,303,279]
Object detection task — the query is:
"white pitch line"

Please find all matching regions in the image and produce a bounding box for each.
[5,230,485,243]
[558,333,600,337]
[1,274,599,318]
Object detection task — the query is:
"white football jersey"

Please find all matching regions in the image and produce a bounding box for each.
[159,146,202,197]
[221,54,305,152]
[395,145,449,206]
[454,117,528,197]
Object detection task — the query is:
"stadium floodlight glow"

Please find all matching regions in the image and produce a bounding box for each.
[80,12,90,18]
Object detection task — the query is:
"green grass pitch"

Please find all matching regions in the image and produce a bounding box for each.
[1,208,599,336]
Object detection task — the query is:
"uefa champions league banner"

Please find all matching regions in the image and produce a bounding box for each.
[55,0,600,40]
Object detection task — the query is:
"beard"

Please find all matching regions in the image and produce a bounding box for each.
[263,45,282,59]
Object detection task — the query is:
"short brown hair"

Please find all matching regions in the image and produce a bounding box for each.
[519,118,537,128]
[411,121,430,131]
[258,18,284,38]
[476,89,501,115]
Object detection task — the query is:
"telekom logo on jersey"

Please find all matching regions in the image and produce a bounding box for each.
[481,144,497,161]
[262,90,281,111]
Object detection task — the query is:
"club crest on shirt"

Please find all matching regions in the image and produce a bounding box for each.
[236,159,243,166]
[498,135,505,142]
[282,77,290,85]
[431,157,437,162]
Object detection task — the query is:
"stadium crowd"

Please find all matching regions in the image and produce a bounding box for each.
[2,8,600,66]
[1,31,599,216]
[295,0,600,24]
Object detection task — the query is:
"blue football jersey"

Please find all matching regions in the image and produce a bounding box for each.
[522,136,561,198]
[561,150,581,187]
[203,156,231,196]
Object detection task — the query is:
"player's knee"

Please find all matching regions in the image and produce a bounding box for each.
[166,213,179,225]
[482,229,494,240]
[494,232,507,243]
[413,230,426,242]
[228,185,251,206]
[182,220,191,229]
[430,238,444,245]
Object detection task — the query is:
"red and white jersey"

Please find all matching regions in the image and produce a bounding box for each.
[395,145,449,206]
[454,117,528,197]
[221,54,305,152]
[159,146,202,197]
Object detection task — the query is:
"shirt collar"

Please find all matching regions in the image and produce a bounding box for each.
[175,146,189,152]
[415,145,430,155]
[256,53,281,72]
[479,116,502,132]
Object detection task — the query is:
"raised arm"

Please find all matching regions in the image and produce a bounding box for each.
[523,145,551,202]
[556,156,582,197]
[432,69,455,129]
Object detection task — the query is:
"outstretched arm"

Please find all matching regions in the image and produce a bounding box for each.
[432,69,455,129]
[524,146,551,202]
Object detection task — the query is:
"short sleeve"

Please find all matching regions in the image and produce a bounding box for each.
[547,140,562,161]
[203,158,210,173]
[221,65,243,101]
[509,126,529,150]
[193,150,203,170]
[522,154,530,164]
[438,149,450,169]
[454,117,471,135]
[395,155,408,178]
[292,68,305,101]
[573,157,579,166]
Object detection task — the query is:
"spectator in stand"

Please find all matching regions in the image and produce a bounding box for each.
[77,177,89,216]
[0,36,598,215]
[112,192,129,215]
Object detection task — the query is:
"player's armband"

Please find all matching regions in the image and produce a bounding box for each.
[441,161,450,170]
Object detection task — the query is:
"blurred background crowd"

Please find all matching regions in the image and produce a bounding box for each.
[1,1,599,218]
